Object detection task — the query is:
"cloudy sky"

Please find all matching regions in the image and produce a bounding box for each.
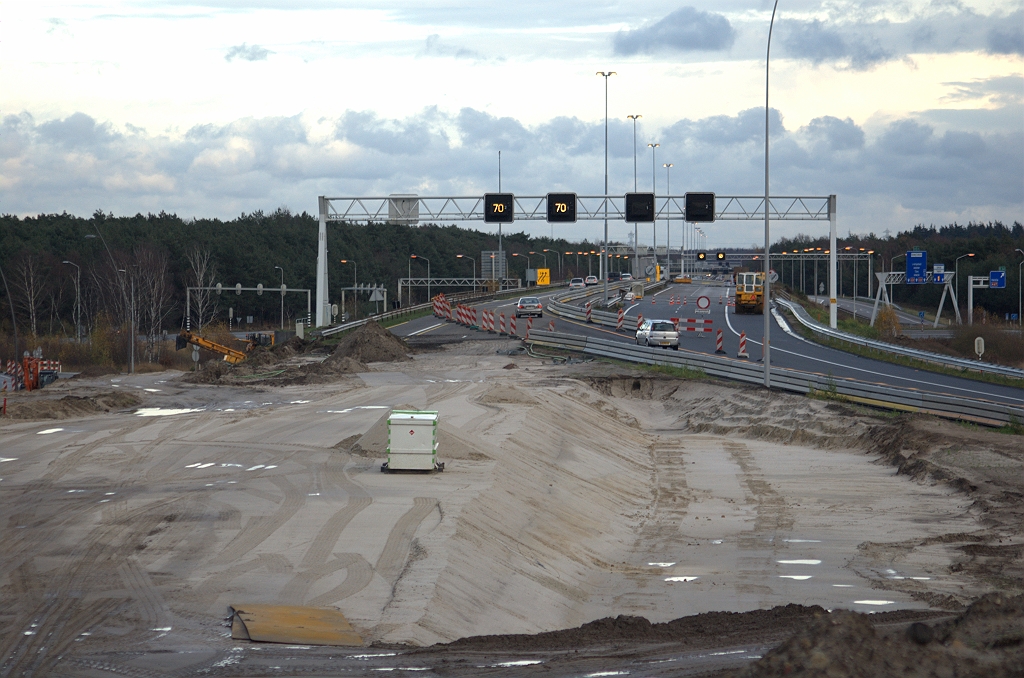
[1,1,1022,247]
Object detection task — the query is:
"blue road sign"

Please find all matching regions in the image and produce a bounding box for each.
[906,251,927,284]
[990,270,1006,288]
[933,273,945,284]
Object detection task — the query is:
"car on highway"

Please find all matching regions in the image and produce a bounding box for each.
[569,277,586,290]
[607,271,622,282]
[635,318,679,349]
[620,272,633,281]
[585,275,598,286]
[515,296,543,318]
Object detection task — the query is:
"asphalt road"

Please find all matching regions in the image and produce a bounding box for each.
[390,283,1024,411]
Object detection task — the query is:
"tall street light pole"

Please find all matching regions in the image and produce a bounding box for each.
[456,254,476,292]
[1016,248,1024,328]
[118,268,135,375]
[648,142,659,274]
[663,163,673,276]
[763,0,780,389]
[627,114,641,272]
[62,260,81,343]
[411,254,429,302]
[954,252,975,323]
[274,266,285,329]
[597,71,616,304]
[340,260,357,319]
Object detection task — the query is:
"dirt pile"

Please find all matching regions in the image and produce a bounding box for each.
[331,321,411,363]
[733,593,1023,677]
[2,392,141,419]
[272,335,311,358]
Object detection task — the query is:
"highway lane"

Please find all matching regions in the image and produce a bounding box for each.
[555,282,1024,409]
[384,282,1023,409]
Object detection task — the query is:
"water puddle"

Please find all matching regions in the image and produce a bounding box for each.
[347,653,398,659]
[144,388,161,392]
[777,559,821,565]
[492,660,543,667]
[0,457,17,463]
[136,408,203,417]
[37,428,64,435]
[710,650,747,656]
[779,575,813,580]
[854,600,895,606]
[665,576,699,582]
[784,539,821,543]
[833,584,854,588]
[290,400,310,404]
[585,672,630,677]
[648,562,676,567]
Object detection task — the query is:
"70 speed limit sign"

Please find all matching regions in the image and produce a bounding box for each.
[695,296,711,314]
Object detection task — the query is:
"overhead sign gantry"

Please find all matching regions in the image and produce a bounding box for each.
[315,193,838,327]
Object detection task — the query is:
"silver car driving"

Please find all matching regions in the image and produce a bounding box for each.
[515,296,543,318]
[635,319,679,349]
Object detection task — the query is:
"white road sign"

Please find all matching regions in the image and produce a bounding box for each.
[696,295,711,314]
[768,269,779,284]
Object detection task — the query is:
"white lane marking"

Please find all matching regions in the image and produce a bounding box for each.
[37,428,64,435]
[777,559,821,565]
[407,322,444,337]
[727,305,1024,404]
[854,600,895,605]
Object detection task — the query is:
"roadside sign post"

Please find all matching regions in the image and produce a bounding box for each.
[695,296,711,314]
[975,337,984,359]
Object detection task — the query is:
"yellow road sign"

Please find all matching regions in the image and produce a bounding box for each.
[537,268,551,285]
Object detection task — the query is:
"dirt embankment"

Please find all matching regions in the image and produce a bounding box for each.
[178,321,409,386]
[1,391,141,419]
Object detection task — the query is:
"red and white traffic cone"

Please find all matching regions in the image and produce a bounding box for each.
[511,316,517,337]
[737,331,749,359]
[715,329,725,354]
[548,319,555,332]
[526,317,533,334]
[637,314,644,331]
[499,313,506,335]
[617,307,624,331]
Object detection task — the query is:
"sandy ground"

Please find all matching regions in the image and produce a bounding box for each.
[0,332,1021,676]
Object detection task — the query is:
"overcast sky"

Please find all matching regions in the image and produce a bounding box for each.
[1,1,1022,248]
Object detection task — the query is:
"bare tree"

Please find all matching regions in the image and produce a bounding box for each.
[14,254,47,337]
[135,246,175,362]
[185,247,218,331]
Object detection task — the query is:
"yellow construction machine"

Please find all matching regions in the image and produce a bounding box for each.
[175,330,275,364]
[734,271,765,314]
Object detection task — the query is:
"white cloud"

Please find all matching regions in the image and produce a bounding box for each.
[225,43,273,61]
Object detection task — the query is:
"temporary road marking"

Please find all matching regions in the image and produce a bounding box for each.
[407,322,444,337]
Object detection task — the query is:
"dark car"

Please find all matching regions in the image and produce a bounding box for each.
[607,271,622,282]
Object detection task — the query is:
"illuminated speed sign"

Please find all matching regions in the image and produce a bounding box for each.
[484,193,514,223]
[546,193,577,222]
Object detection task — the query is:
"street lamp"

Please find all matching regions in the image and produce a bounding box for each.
[62,260,81,343]
[543,249,561,279]
[456,254,476,294]
[118,268,135,375]
[955,252,975,323]
[1016,249,1023,328]
[648,143,660,271]
[339,260,357,320]
[628,114,641,266]
[410,254,429,302]
[512,252,532,284]
[663,163,673,277]
[763,0,780,389]
[274,265,285,329]
[597,71,616,305]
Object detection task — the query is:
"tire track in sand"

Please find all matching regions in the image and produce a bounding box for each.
[210,476,304,566]
[375,497,438,584]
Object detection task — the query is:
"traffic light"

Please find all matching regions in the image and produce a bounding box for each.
[716,252,726,261]
[625,193,655,222]
[697,251,707,261]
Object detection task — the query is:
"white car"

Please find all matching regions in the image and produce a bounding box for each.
[585,275,599,286]
[636,319,679,349]
[515,296,543,318]
[569,277,586,290]
[620,273,633,281]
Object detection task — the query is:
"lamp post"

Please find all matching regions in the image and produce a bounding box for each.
[763,0,780,389]
[274,266,285,329]
[1016,249,1023,328]
[663,163,673,276]
[456,254,476,291]
[648,142,660,272]
[118,268,135,375]
[512,252,532,282]
[543,249,561,279]
[628,114,641,268]
[597,71,616,305]
[531,251,547,269]
[954,252,975,323]
[410,255,429,302]
[62,260,81,343]
[340,260,357,319]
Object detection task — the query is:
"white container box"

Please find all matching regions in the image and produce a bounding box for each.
[383,410,443,472]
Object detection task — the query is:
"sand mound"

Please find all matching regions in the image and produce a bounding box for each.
[272,335,310,358]
[339,408,493,461]
[476,384,537,405]
[331,321,411,363]
[3,392,142,420]
[734,593,1023,677]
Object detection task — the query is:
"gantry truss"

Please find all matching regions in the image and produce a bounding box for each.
[320,195,833,224]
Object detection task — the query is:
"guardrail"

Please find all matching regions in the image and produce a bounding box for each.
[776,298,1024,379]
[317,284,566,338]
[546,280,669,329]
[526,329,1024,427]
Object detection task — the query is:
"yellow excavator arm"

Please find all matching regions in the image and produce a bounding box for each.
[176,330,248,364]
